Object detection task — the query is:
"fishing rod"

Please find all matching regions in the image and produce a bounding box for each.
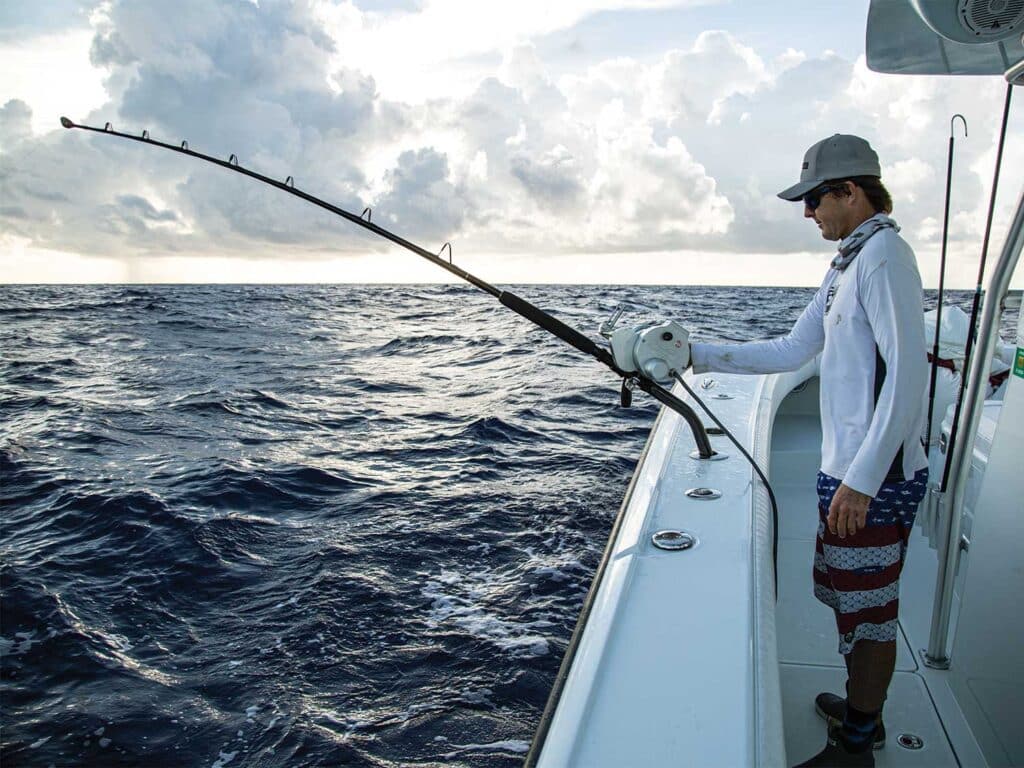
[66,119,784,766]
[924,114,967,458]
[940,84,1012,493]
[59,116,715,457]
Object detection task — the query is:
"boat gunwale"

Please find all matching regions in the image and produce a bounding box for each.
[523,402,672,767]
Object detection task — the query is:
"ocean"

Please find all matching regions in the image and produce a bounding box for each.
[0,283,1009,767]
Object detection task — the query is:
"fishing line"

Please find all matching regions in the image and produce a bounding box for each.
[940,83,1013,492]
[66,116,790,768]
[59,116,717,457]
[925,114,967,458]
[673,372,779,598]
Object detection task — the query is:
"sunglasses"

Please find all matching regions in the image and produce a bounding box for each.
[802,184,845,211]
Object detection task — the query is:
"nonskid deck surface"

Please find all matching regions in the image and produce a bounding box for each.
[770,386,959,767]
[781,666,957,767]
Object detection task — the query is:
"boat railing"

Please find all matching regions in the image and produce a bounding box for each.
[925,184,1024,668]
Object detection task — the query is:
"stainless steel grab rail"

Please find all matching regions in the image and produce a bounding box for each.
[924,186,1024,667]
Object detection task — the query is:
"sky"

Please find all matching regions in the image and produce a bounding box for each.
[1,0,1022,287]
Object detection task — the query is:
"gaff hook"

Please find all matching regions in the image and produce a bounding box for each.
[360,207,372,223]
[926,112,968,459]
[950,114,967,138]
[439,242,453,264]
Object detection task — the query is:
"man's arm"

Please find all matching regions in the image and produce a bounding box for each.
[691,279,829,375]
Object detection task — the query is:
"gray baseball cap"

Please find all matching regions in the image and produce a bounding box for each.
[777,134,881,201]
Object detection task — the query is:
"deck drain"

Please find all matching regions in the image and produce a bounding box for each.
[897,733,924,750]
[685,487,721,500]
[652,530,697,551]
[710,393,733,400]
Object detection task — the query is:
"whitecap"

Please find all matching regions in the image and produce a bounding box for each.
[422,571,551,658]
[444,739,530,757]
[211,749,238,768]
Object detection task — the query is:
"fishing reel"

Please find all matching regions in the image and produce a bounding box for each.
[600,306,691,403]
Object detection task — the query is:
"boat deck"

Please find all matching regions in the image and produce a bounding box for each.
[771,378,984,767]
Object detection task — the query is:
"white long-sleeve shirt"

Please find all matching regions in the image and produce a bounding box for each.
[690,215,928,497]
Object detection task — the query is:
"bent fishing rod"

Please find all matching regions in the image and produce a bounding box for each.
[60,116,715,457]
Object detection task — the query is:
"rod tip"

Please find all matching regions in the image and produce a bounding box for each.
[60,116,75,129]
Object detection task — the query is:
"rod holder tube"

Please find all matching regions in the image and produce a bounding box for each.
[925,186,1024,666]
[633,376,715,458]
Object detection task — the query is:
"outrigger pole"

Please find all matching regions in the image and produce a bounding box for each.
[60,116,715,457]
[939,84,1012,492]
[924,114,967,458]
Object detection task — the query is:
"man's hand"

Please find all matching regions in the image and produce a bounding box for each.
[827,483,872,538]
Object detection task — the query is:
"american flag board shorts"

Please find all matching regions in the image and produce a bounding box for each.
[813,468,929,654]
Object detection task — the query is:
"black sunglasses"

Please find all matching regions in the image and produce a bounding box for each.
[802,183,845,211]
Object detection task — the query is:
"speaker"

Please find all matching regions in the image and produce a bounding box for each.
[910,0,1024,42]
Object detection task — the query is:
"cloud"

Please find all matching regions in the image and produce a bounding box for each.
[649,30,770,124]
[0,99,33,148]
[117,194,179,222]
[1,0,1021,287]
[373,147,467,241]
[316,0,711,103]
[509,146,584,210]
[0,0,92,40]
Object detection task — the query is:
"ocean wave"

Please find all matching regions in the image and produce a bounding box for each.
[376,334,464,355]
[458,416,539,444]
[2,284,1003,768]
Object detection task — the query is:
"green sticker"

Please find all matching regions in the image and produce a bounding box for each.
[1015,347,1024,379]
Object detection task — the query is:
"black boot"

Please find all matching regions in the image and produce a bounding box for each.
[814,691,885,749]
[793,724,875,767]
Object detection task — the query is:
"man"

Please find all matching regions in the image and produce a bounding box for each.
[689,135,929,767]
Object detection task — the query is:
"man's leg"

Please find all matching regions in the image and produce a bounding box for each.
[797,473,909,766]
[848,639,895,713]
[812,616,885,751]
[833,640,895,757]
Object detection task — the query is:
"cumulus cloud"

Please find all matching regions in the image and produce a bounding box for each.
[374,147,467,240]
[1,0,1021,285]
[0,99,33,148]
